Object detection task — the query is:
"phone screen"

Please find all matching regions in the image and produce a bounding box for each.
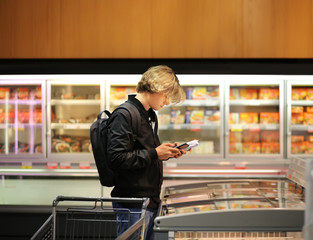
[175,143,189,150]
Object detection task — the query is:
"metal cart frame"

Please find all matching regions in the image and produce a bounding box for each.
[31,195,149,240]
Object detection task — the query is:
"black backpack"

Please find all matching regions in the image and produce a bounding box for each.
[90,102,140,187]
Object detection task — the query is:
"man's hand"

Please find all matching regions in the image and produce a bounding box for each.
[156,142,186,161]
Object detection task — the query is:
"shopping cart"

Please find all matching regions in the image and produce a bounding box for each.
[31,195,149,240]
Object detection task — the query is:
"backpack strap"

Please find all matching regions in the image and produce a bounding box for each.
[114,102,141,139]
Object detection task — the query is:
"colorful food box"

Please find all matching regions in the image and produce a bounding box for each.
[303,112,313,125]
[291,142,307,154]
[292,88,307,100]
[229,142,242,154]
[229,131,242,143]
[242,130,260,143]
[242,142,261,154]
[192,87,207,100]
[291,113,304,124]
[306,106,313,112]
[229,113,239,124]
[306,88,313,100]
[190,110,204,124]
[291,135,304,143]
[239,113,259,124]
[0,88,10,99]
[259,88,279,100]
[261,142,279,154]
[291,106,304,113]
[239,89,258,100]
[204,109,220,123]
[206,86,219,98]
[305,142,313,154]
[230,88,239,100]
[259,112,279,124]
[17,88,29,100]
[261,131,279,142]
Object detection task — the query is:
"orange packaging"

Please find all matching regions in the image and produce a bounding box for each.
[230,88,239,100]
[34,87,42,99]
[306,88,313,100]
[306,106,313,113]
[291,135,304,143]
[242,142,260,154]
[308,135,313,142]
[33,109,42,123]
[239,89,258,100]
[17,88,29,100]
[260,112,279,124]
[0,88,10,99]
[303,112,313,125]
[291,106,304,113]
[261,142,279,154]
[111,87,127,100]
[291,113,303,124]
[0,110,4,123]
[229,142,242,154]
[207,86,219,98]
[242,130,260,143]
[229,131,242,143]
[292,88,307,100]
[192,87,207,100]
[261,131,279,142]
[291,142,307,154]
[18,109,30,123]
[239,113,258,124]
[305,142,313,153]
[259,88,279,100]
[229,113,239,124]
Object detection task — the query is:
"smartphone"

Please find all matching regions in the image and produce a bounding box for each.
[175,143,189,150]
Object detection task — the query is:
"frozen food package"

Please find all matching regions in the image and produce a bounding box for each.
[239,88,258,100]
[306,88,313,100]
[261,142,279,154]
[261,131,279,142]
[0,88,10,99]
[242,142,261,154]
[292,88,307,100]
[291,106,304,113]
[192,87,207,100]
[259,112,279,124]
[239,113,258,124]
[204,109,220,123]
[229,131,242,143]
[206,86,219,98]
[190,109,204,124]
[291,113,304,124]
[229,142,242,154]
[259,88,279,100]
[303,112,313,125]
[229,88,239,100]
[242,130,260,143]
[229,113,239,124]
[291,142,307,154]
[291,135,304,143]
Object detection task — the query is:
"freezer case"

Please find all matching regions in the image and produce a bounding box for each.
[0,79,46,161]
[47,79,105,165]
[154,177,305,239]
[225,77,284,159]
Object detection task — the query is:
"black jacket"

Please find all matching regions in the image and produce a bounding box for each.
[107,95,162,208]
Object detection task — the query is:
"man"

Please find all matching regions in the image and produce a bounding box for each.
[108,65,186,239]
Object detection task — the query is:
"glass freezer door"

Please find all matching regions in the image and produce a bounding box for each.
[0,80,45,160]
[225,77,284,159]
[287,79,313,158]
[47,79,105,163]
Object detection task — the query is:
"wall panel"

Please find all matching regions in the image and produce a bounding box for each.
[0,0,312,58]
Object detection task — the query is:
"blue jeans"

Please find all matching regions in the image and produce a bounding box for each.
[113,202,158,240]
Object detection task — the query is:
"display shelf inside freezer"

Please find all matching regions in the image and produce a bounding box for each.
[225,80,284,158]
[47,81,104,161]
[0,82,45,158]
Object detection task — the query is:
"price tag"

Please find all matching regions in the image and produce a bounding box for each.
[46,162,58,169]
[308,125,313,133]
[230,124,242,132]
[79,163,90,169]
[249,124,260,132]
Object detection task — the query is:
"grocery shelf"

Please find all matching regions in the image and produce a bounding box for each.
[229,100,279,106]
[159,123,220,130]
[229,124,279,131]
[51,123,92,130]
[291,100,313,106]
[50,99,101,105]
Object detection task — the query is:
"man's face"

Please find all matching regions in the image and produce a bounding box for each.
[149,92,169,110]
